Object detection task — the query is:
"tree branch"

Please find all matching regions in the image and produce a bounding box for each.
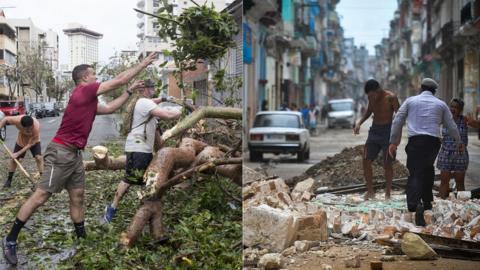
[161,106,242,141]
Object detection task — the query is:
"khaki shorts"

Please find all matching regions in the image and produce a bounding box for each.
[37,142,84,193]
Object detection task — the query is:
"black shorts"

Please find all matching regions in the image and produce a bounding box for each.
[14,142,42,159]
[123,152,153,185]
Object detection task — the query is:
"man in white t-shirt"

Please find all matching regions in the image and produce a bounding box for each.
[103,79,182,223]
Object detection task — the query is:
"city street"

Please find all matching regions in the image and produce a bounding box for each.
[3,113,121,156]
[245,119,480,191]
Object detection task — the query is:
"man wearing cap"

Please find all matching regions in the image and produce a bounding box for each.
[388,78,464,226]
[103,79,182,223]
[2,53,158,266]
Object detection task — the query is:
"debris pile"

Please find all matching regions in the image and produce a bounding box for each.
[313,192,480,242]
[290,145,409,187]
[243,166,480,269]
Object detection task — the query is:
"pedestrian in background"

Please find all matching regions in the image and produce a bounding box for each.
[300,103,309,129]
[389,78,464,226]
[261,100,268,111]
[308,104,317,135]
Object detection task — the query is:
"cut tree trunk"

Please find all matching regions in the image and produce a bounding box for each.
[122,138,241,247]
[82,106,242,247]
[84,145,126,171]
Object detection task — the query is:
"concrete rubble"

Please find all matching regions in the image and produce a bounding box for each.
[243,153,480,269]
[401,232,437,260]
[257,253,284,269]
[289,145,410,187]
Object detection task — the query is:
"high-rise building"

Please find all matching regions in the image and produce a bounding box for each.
[0,10,17,96]
[63,23,103,70]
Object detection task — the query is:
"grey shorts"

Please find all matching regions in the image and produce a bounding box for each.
[37,142,84,193]
[365,123,394,165]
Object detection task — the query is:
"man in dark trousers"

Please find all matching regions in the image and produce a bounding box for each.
[389,78,463,226]
[354,79,400,200]
[1,52,158,266]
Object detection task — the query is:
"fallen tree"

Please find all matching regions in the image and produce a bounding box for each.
[84,106,242,247]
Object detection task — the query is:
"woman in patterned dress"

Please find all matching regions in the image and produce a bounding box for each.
[437,98,468,199]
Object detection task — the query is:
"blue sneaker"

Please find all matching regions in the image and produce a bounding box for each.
[2,236,18,265]
[103,205,117,223]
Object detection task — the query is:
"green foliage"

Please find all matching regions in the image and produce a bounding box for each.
[0,141,241,269]
[157,3,238,68]
[17,43,55,100]
[98,53,161,103]
[153,1,241,106]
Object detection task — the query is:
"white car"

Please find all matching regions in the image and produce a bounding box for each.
[248,111,310,162]
[327,98,356,128]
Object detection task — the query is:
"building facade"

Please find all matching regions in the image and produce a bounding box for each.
[244,0,345,131]
[0,10,17,96]
[374,0,480,114]
[63,23,103,70]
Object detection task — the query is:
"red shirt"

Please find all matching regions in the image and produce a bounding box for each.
[53,82,100,149]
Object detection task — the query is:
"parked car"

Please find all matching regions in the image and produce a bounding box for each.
[327,98,356,129]
[44,102,60,117]
[248,111,310,162]
[29,103,46,119]
[0,100,26,116]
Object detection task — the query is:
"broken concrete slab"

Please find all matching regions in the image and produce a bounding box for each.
[291,178,315,202]
[281,246,296,257]
[243,165,267,185]
[243,204,298,252]
[258,253,284,269]
[244,178,293,209]
[293,240,318,252]
[295,211,328,242]
[401,232,437,260]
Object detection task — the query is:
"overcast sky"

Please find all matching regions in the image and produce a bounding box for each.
[3,0,140,66]
[336,0,398,55]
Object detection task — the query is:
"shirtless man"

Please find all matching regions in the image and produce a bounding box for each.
[0,115,43,188]
[353,79,400,199]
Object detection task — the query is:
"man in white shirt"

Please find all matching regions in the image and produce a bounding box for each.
[103,79,182,223]
[388,78,464,226]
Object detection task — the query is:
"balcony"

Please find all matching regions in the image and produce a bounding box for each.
[246,0,278,21]
[137,21,145,29]
[137,0,145,8]
[434,21,454,50]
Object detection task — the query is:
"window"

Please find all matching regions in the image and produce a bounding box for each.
[4,50,16,65]
[153,0,160,7]
[254,114,300,128]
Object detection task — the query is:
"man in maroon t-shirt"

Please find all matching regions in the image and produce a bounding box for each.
[1,52,158,266]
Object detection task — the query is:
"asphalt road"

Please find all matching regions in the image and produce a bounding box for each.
[244,119,480,191]
[3,113,121,156]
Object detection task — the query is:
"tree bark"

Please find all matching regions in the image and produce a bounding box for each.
[161,106,241,141]
[122,139,241,247]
